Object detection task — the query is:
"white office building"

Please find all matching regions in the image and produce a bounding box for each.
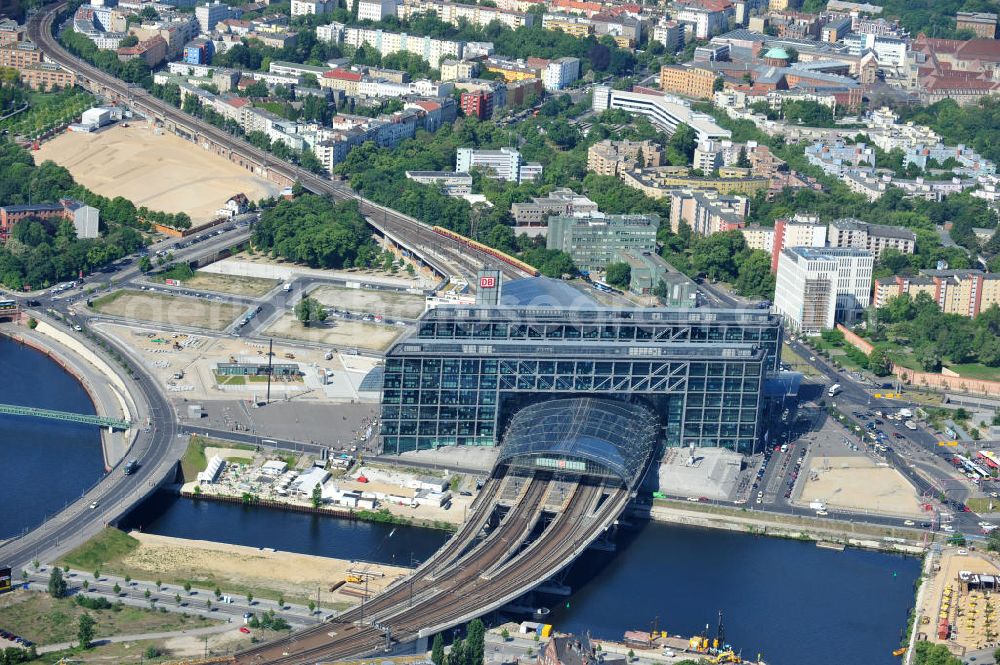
[843,33,908,71]
[592,85,730,142]
[195,1,229,33]
[456,147,541,184]
[774,247,874,334]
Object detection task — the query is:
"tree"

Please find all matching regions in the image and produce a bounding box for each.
[467,618,486,665]
[604,261,631,289]
[94,569,100,581]
[278,594,285,608]
[184,581,192,594]
[308,600,316,614]
[176,593,182,605]
[82,579,89,591]
[311,482,323,508]
[448,638,466,665]
[712,77,725,92]
[736,146,750,168]
[47,566,67,598]
[868,348,893,376]
[144,589,151,600]
[733,250,775,298]
[295,296,328,327]
[156,579,162,591]
[206,599,212,611]
[124,575,131,585]
[77,613,96,648]
[432,633,445,665]
[113,582,121,595]
[247,592,254,605]
[138,255,152,273]
[214,587,222,599]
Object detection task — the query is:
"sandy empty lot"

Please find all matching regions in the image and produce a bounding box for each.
[35,124,281,224]
[799,455,924,517]
[94,290,243,330]
[264,313,402,351]
[121,532,408,603]
[310,285,426,319]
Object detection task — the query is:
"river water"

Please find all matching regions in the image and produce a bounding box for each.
[0,335,105,540]
[122,494,920,665]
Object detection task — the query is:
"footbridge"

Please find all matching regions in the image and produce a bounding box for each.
[232,398,659,665]
[0,403,130,430]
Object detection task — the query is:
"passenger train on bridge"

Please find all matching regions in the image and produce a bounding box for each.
[431,226,540,277]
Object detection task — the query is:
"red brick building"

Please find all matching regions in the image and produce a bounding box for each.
[460,89,493,119]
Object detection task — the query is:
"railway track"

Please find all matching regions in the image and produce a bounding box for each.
[233,480,628,665]
[27,2,531,285]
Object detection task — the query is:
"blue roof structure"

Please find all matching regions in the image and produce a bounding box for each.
[499,276,598,309]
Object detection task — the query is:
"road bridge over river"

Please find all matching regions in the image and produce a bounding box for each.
[232,398,660,665]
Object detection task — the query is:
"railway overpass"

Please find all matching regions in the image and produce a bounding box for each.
[26,3,532,288]
[232,398,659,665]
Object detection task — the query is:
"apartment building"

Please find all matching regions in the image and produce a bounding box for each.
[621,168,770,199]
[460,89,493,119]
[456,147,541,183]
[587,139,664,177]
[543,57,581,91]
[440,59,477,81]
[357,0,398,20]
[672,0,734,39]
[828,218,916,258]
[874,270,1000,317]
[291,0,336,15]
[0,19,24,46]
[653,19,683,50]
[774,247,874,333]
[343,27,462,64]
[668,189,748,236]
[0,40,41,69]
[0,199,99,242]
[740,224,775,252]
[195,1,230,33]
[511,188,599,231]
[19,62,77,90]
[691,138,739,172]
[768,216,826,271]
[546,212,660,272]
[397,0,534,29]
[956,12,997,39]
[659,65,717,100]
[320,68,363,95]
[541,12,594,37]
[116,35,168,67]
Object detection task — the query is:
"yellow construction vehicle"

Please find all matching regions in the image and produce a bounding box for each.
[709,651,742,664]
[346,574,364,584]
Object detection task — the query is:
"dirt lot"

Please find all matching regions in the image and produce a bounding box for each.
[0,589,210,645]
[118,532,408,606]
[92,290,243,330]
[310,285,426,319]
[264,313,402,351]
[34,124,281,224]
[163,272,279,298]
[799,455,925,517]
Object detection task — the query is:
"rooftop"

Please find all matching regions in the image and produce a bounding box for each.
[497,276,597,308]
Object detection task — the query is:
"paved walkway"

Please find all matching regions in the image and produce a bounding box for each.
[38,622,235,653]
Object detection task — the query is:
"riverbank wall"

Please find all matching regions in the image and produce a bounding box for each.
[636,500,929,556]
[1,320,137,469]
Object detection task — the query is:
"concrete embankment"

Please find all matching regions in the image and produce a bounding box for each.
[638,500,928,556]
[1,320,138,469]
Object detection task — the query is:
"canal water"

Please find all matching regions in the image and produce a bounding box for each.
[123,494,920,665]
[0,335,105,540]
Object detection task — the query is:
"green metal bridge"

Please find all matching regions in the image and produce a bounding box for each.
[0,404,131,430]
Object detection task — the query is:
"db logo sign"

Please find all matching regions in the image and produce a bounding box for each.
[480,276,496,289]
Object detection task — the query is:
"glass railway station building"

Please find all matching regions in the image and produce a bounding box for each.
[379,277,783,457]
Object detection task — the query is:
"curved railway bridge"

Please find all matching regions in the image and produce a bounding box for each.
[234,397,660,665]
